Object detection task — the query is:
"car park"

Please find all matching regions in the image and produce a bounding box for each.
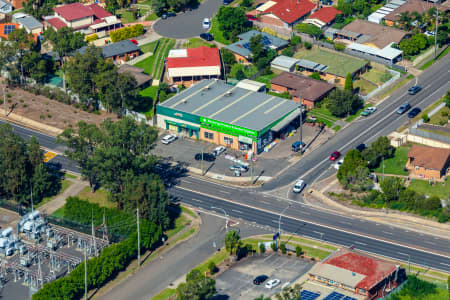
[265,279,281,289]
[397,102,411,114]
[229,164,248,172]
[360,106,377,116]
[194,153,215,161]
[408,107,421,118]
[161,134,177,144]
[200,33,214,41]
[293,179,305,193]
[356,143,366,152]
[408,86,421,95]
[253,275,268,285]
[202,18,210,29]
[213,146,226,156]
[329,151,341,161]
[333,159,344,170]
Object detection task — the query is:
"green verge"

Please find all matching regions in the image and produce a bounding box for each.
[419,47,450,71]
[76,186,115,208]
[209,17,232,45]
[408,177,450,199]
[151,288,176,300]
[378,74,414,100]
[373,146,410,176]
[36,179,73,208]
[140,39,160,53]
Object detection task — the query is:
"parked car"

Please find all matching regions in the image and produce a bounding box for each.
[200,33,214,41]
[360,106,377,116]
[333,159,344,170]
[130,39,138,45]
[229,164,248,172]
[408,107,421,118]
[291,141,306,152]
[194,153,215,161]
[397,102,411,114]
[329,151,341,161]
[213,146,226,156]
[223,0,232,5]
[161,134,177,144]
[356,143,366,152]
[202,18,211,29]
[408,85,421,95]
[293,179,305,193]
[253,275,268,285]
[265,279,281,289]
[246,14,257,21]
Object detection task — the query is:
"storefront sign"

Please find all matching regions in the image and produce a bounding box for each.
[238,135,253,144]
[200,117,257,137]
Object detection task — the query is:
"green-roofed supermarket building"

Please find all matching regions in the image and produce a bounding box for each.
[156,79,301,154]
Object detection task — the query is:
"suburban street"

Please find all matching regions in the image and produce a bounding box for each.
[1,55,449,273]
[153,0,222,38]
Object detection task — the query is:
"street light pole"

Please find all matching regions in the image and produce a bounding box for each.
[211,206,228,232]
[278,205,291,241]
[299,101,303,153]
[201,146,204,176]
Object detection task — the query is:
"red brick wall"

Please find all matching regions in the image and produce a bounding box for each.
[259,14,285,27]
[270,83,288,93]
[11,0,23,9]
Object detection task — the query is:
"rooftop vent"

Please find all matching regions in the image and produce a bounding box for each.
[224,91,233,97]
[181,99,188,104]
[203,86,210,91]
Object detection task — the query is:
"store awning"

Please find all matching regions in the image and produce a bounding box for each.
[271,108,300,132]
[166,120,200,131]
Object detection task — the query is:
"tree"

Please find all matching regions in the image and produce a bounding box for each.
[208,261,217,275]
[221,48,236,73]
[337,149,371,191]
[295,245,302,257]
[24,0,57,19]
[334,42,346,51]
[294,23,322,39]
[279,243,286,254]
[259,243,265,253]
[380,177,404,202]
[327,89,363,117]
[255,295,271,300]
[362,136,395,168]
[216,6,250,41]
[21,51,54,84]
[303,41,312,49]
[224,230,242,256]
[249,34,277,70]
[344,73,353,91]
[274,283,302,300]
[309,72,321,81]
[8,28,35,85]
[421,196,441,211]
[445,90,450,108]
[290,35,301,46]
[235,69,246,80]
[176,269,216,300]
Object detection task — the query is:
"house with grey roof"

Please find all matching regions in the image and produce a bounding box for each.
[225,30,289,63]
[0,0,12,14]
[77,40,141,64]
[271,55,299,72]
[15,14,43,34]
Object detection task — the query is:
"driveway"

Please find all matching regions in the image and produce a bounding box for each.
[153,0,222,38]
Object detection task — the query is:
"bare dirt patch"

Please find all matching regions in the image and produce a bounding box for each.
[0,83,118,131]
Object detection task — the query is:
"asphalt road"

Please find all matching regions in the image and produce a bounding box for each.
[153,0,223,38]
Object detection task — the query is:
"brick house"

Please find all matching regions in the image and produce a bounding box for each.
[77,40,140,64]
[406,145,450,180]
[270,71,335,108]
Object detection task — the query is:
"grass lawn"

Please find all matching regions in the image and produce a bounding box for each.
[118,10,136,23]
[135,85,158,118]
[184,38,214,48]
[165,213,189,239]
[77,187,115,208]
[37,179,73,208]
[408,177,450,199]
[209,17,232,45]
[196,248,229,274]
[134,53,156,75]
[64,173,78,179]
[373,146,410,176]
[261,234,338,251]
[429,106,449,126]
[155,39,176,79]
[254,73,278,88]
[378,74,414,100]
[361,68,391,85]
[51,207,64,218]
[354,78,377,95]
[309,104,340,127]
[139,39,160,53]
[419,47,450,70]
[151,288,176,300]
[295,47,367,78]
[145,12,158,21]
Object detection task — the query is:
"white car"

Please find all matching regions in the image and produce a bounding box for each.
[213,146,226,156]
[293,179,305,193]
[334,159,344,170]
[265,279,281,289]
[202,18,211,29]
[161,134,177,144]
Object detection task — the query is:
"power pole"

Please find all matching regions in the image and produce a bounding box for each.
[91,210,97,257]
[137,208,140,267]
[250,155,253,184]
[84,246,87,300]
[201,146,204,176]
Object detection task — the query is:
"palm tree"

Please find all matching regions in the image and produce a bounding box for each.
[399,11,411,30]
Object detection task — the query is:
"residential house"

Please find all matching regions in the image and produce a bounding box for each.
[44,2,121,35]
[383,0,434,27]
[304,6,342,29]
[256,0,315,29]
[308,247,406,299]
[14,13,43,34]
[367,0,407,24]
[166,46,221,86]
[0,23,19,40]
[225,30,288,64]
[406,144,450,180]
[0,0,12,14]
[118,64,152,88]
[270,71,335,108]
[77,40,140,64]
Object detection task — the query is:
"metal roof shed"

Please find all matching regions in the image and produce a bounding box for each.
[271,55,300,72]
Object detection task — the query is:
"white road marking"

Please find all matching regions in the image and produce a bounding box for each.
[261,201,270,205]
[340,221,352,225]
[313,231,324,235]
[355,241,367,246]
[300,211,310,215]
[273,220,282,224]
[425,241,435,245]
[398,252,409,256]
[232,209,242,214]
[192,198,202,203]
[219,190,230,194]
[383,231,393,235]
[440,263,450,267]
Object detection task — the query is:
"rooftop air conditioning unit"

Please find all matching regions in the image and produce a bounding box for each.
[203,86,210,91]
[225,91,232,96]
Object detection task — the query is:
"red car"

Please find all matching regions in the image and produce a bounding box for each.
[246,14,258,21]
[130,39,138,45]
[329,151,341,161]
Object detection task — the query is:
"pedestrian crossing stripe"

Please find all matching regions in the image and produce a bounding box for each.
[43,151,57,163]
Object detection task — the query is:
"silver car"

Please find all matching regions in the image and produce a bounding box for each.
[161,134,177,144]
[293,179,305,193]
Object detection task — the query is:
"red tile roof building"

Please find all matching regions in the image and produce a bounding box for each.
[257,0,315,28]
[407,144,450,180]
[309,248,406,299]
[305,7,342,29]
[44,2,121,33]
[166,47,221,86]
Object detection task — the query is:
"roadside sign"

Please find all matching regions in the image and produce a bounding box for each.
[43,151,57,163]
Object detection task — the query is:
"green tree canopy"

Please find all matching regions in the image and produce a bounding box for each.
[176,269,216,300]
[294,23,322,38]
[327,89,363,117]
[224,230,242,256]
[216,6,250,41]
[337,149,371,191]
[380,177,404,202]
[362,136,395,168]
[344,73,353,91]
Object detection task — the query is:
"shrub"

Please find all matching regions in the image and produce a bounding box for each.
[208,261,217,275]
[295,245,302,257]
[421,113,429,122]
[85,34,98,42]
[259,243,265,253]
[110,24,144,43]
[279,243,286,254]
[270,242,276,251]
[304,41,312,49]
[334,42,346,51]
[290,35,301,46]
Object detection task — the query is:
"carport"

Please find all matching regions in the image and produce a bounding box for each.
[270,108,301,138]
[165,120,200,139]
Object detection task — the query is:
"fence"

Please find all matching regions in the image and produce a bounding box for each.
[359,69,401,101]
[252,21,292,40]
[409,125,450,144]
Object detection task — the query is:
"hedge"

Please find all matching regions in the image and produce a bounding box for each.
[110,24,144,43]
[32,215,162,299]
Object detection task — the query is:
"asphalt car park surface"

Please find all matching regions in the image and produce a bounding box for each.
[153,0,222,38]
[214,254,312,299]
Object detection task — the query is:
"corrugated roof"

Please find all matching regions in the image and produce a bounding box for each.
[54,2,94,21]
[307,7,342,24]
[46,17,67,29]
[384,0,434,22]
[271,55,299,68]
[226,30,288,58]
[158,79,298,132]
[87,3,112,19]
[260,0,315,24]
[17,16,42,30]
[77,40,140,58]
[347,43,402,60]
[296,59,328,72]
[166,47,220,69]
